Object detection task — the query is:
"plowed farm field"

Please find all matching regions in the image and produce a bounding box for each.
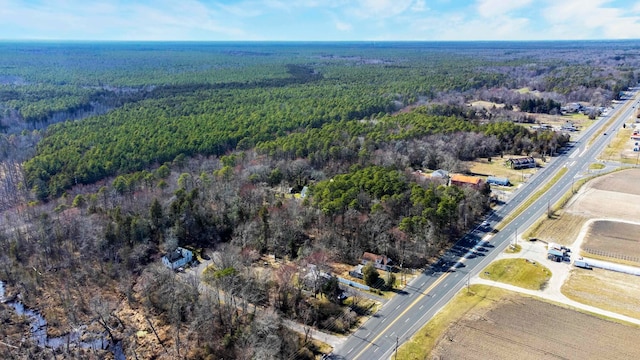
[431,295,640,360]
[583,220,640,261]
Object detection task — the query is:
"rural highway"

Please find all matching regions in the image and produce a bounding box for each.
[331,88,640,360]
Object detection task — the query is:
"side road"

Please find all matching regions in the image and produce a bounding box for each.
[472,278,640,326]
[472,228,640,326]
[182,256,347,349]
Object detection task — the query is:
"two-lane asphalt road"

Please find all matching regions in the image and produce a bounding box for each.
[332,89,640,360]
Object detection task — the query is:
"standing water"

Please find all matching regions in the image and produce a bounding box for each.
[0,280,124,359]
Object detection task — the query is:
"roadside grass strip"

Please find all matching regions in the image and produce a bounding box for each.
[496,167,567,231]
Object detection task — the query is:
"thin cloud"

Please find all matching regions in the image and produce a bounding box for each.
[543,0,640,39]
[348,0,415,19]
[0,0,638,41]
[0,0,246,40]
[335,20,353,31]
[476,0,533,18]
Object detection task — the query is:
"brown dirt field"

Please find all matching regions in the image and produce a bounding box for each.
[582,220,640,262]
[586,168,640,195]
[530,212,588,246]
[530,168,640,247]
[562,268,640,320]
[565,188,640,223]
[431,296,640,360]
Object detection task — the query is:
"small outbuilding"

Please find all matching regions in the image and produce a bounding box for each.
[506,157,536,169]
[487,176,510,186]
[430,169,449,179]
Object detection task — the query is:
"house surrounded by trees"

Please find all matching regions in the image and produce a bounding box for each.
[361,252,393,271]
[162,247,193,270]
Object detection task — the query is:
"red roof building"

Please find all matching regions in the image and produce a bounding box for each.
[450,174,484,189]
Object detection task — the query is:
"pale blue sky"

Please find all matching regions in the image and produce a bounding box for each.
[1,0,640,41]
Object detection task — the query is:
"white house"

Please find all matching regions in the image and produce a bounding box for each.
[162,247,193,270]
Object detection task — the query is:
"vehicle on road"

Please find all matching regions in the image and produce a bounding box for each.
[574,259,592,269]
[481,221,490,228]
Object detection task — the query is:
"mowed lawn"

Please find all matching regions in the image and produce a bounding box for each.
[480,258,551,290]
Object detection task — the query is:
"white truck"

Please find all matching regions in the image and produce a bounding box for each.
[574,259,592,269]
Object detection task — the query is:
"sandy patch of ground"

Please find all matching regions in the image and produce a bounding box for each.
[431,295,640,360]
[582,220,640,262]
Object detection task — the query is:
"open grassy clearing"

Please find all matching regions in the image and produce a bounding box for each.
[567,112,590,120]
[428,291,640,360]
[504,244,521,253]
[529,112,593,130]
[466,158,538,187]
[480,258,551,290]
[582,220,640,263]
[562,267,640,320]
[469,100,505,109]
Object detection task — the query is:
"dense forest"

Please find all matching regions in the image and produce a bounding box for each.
[1,41,639,359]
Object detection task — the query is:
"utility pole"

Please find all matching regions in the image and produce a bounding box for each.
[572,177,575,194]
[394,336,399,360]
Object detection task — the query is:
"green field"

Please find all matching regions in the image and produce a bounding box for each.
[480,258,551,290]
